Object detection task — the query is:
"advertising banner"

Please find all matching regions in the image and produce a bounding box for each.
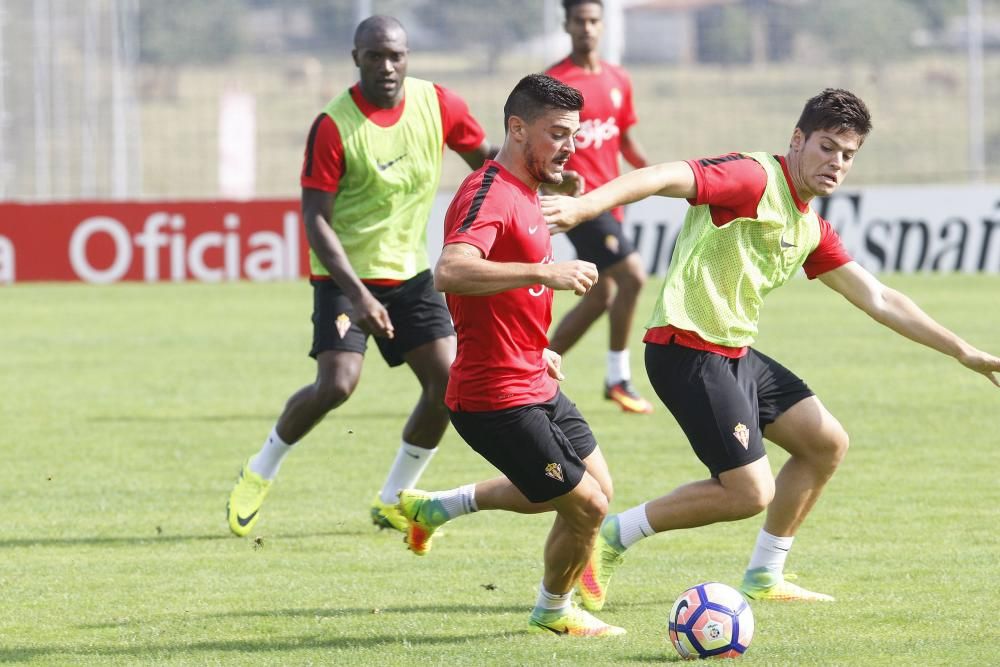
[2,186,998,284]
[0,200,304,284]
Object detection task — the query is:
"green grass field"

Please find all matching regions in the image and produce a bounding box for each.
[3,274,999,665]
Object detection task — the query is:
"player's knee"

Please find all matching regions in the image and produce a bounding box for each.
[621,262,647,292]
[421,375,449,408]
[825,427,850,468]
[812,425,850,472]
[731,476,774,518]
[313,376,355,411]
[587,281,614,311]
[569,487,609,530]
[579,493,609,529]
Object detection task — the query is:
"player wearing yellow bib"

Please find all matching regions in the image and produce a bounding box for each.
[226,16,493,537]
[542,89,1000,607]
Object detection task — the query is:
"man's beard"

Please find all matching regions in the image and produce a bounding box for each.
[525,140,564,186]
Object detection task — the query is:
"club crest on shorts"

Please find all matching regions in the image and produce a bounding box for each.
[733,423,750,449]
[544,462,564,482]
[604,234,620,254]
[335,313,351,339]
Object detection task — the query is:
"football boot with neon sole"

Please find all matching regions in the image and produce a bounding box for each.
[578,517,626,611]
[226,460,272,537]
[528,602,626,637]
[740,568,835,602]
[397,489,450,556]
[370,493,408,532]
[604,379,654,414]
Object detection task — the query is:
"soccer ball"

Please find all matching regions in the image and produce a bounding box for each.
[668,582,754,659]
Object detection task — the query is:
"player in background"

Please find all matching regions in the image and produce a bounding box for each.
[541,88,1000,608]
[546,0,653,414]
[226,16,494,537]
[396,74,624,637]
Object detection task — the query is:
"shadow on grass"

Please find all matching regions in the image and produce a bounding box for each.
[211,602,532,619]
[1,629,519,662]
[0,530,347,549]
[88,414,275,423]
[78,599,663,630]
[88,411,411,423]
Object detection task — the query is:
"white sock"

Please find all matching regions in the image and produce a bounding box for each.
[606,349,630,385]
[378,441,437,504]
[248,427,292,480]
[533,583,572,613]
[618,503,655,549]
[432,483,478,519]
[746,529,794,574]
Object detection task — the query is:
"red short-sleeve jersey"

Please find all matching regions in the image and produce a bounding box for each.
[300,83,487,193]
[442,160,558,412]
[546,58,637,220]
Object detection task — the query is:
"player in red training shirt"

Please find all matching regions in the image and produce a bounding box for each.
[546,0,653,414]
[226,16,494,538]
[543,89,1000,609]
[394,74,625,637]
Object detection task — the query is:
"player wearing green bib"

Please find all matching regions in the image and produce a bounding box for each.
[226,16,494,537]
[542,89,1000,607]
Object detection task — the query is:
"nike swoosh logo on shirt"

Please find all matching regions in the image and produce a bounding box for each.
[528,225,539,234]
[377,154,407,171]
[780,236,796,248]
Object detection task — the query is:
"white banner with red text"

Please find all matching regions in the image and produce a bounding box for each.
[1,186,998,284]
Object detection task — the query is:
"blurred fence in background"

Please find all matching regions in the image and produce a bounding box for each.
[2,0,999,202]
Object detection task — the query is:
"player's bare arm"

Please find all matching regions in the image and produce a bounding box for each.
[457,139,498,171]
[619,127,649,169]
[540,160,696,233]
[818,261,1000,386]
[434,242,598,296]
[301,187,394,338]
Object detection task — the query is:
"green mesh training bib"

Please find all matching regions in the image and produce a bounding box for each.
[646,152,821,347]
[311,77,444,280]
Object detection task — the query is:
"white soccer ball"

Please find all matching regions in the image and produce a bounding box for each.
[667,582,754,659]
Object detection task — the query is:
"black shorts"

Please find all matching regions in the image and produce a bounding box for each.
[565,211,636,271]
[310,269,454,367]
[448,390,598,503]
[645,342,814,477]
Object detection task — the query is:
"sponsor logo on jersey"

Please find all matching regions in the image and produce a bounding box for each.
[733,422,750,449]
[335,313,352,338]
[609,87,623,109]
[544,462,564,482]
[575,116,620,150]
[528,251,554,297]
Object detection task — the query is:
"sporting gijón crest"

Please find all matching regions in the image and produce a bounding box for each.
[544,462,564,482]
[733,423,750,449]
[335,313,351,339]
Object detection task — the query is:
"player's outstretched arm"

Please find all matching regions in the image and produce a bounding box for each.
[434,243,598,297]
[540,160,696,233]
[819,261,1000,387]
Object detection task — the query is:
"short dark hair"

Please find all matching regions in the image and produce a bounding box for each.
[353,15,405,48]
[503,74,584,132]
[796,88,872,140]
[562,0,602,17]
